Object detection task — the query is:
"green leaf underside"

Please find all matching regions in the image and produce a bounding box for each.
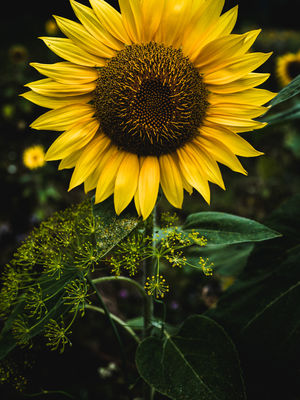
[182,212,280,246]
[270,74,300,107]
[136,315,246,400]
[262,101,300,125]
[186,242,254,276]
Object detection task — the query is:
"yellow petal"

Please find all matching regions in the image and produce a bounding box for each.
[30,62,99,84]
[194,33,249,68]
[95,150,126,203]
[204,52,272,85]
[20,90,92,109]
[195,136,247,175]
[205,114,267,132]
[159,153,183,208]
[70,0,124,50]
[155,0,193,47]
[209,88,277,106]
[138,156,160,220]
[90,0,131,44]
[114,152,139,214]
[207,73,270,94]
[84,144,118,193]
[45,119,99,160]
[58,147,85,170]
[54,15,115,58]
[40,37,105,67]
[25,78,96,97]
[30,104,95,131]
[141,0,165,42]
[177,146,210,204]
[69,135,111,190]
[208,103,267,119]
[200,124,263,157]
[188,142,225,189]
[119,0,143,43]
[134,185,142,217]
[182,0,225,57]
[195,30,261,69]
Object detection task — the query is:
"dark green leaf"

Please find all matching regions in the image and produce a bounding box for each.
[269,74,300,107]
[182,212,280,246]
[206,195,300,399]
[261,101,300,126]
[186,243,254,277]
[136,315,246,400]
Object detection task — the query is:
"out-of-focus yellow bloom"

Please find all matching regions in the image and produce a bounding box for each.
[45,19,59,35]
[9,44,28,64]
[276,50,300,87]
[23,145,46,169]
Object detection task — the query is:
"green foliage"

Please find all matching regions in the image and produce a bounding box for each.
[0,197,139,360]
[182,211,280,246]
[263,101,300,125]
[270,74,300,107]
[181,211,280,277]
[206,194,300,399]
[136,315,246,400]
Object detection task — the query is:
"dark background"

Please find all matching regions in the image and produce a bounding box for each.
[0,1,299,399]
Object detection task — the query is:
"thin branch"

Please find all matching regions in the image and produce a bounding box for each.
[85,303,140,343]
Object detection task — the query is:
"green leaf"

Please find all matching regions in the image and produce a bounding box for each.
[182,212,280,246]
[206,195,300,399]
[136,315,246,400]
[186,243,254,277]
[261,101,300,126]
[269,74,300,107]
[92,196,140,256]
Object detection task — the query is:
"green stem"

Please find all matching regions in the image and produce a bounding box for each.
[85,304,140,343]
[143,209,156,400]
[86,275,129,385]
[92,276,147,300]
[143,209,155,338]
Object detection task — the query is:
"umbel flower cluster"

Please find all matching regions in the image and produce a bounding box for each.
[0,201,211,355]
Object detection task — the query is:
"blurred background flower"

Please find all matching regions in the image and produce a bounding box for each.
[22,145,45,170]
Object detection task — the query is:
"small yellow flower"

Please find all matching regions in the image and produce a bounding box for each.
[144,274,169,298]
[276,50,300,87]
[23,145,46,169]
[45,19,59,35]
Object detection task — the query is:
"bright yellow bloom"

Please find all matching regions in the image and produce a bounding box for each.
[23,145,46,169]
[276,50,300,87]
[22,0,275,219]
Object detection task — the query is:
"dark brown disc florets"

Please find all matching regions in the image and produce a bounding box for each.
[94,42,209,156]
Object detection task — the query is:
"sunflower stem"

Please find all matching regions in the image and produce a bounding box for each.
[143,208,156,400]
[143,208,156,338]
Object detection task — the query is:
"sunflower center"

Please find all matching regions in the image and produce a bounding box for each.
[94,42,209,156]
[287,60,300,80]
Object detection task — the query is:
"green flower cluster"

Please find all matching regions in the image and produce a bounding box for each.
[108,212,211,299]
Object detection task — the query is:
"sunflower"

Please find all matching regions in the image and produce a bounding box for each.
[22,0,275,219]
[276,50,300,87]
[23,145,46,169]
